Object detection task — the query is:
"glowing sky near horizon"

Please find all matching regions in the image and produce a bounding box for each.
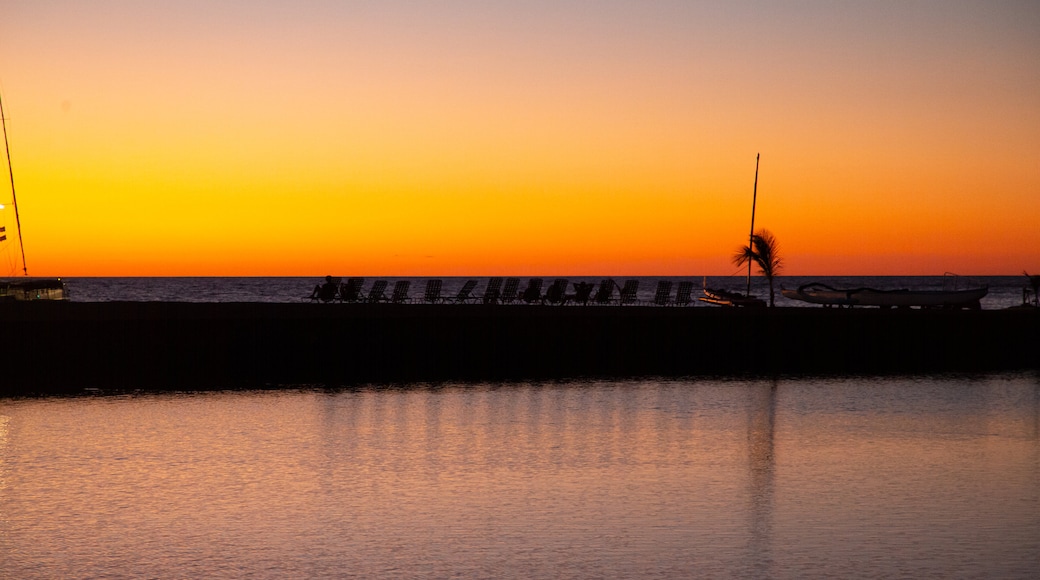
[0,0,1037,276]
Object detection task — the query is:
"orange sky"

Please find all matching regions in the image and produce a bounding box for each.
[1,1,1037,277]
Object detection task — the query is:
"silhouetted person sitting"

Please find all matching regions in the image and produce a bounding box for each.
[570,281,594,305]
[310,275,338,302]
[521,278,543,303]
[544,280,567,304]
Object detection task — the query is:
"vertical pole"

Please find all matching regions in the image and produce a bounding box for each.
[0,93,28,276]
[746,153,759,297]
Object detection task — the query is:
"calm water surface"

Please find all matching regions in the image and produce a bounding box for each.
[2,374,1038,578]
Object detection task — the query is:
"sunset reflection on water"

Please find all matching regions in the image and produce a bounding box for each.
[1,374,1037,578]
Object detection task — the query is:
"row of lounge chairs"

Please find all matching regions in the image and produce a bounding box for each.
[311,278,698,306]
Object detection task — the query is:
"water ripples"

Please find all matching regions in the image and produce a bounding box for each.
[1,374,1038,578]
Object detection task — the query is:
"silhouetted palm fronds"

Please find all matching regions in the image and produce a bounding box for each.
[734,229,783,306]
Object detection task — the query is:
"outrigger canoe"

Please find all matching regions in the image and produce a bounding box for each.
[700,286,766,307]
[781,283,987,309]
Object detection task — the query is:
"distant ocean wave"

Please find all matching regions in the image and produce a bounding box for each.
[56,275,1031,309]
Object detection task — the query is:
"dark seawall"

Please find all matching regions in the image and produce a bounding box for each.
[2,302,1037,394]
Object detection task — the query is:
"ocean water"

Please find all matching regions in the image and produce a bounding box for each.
[56,275,1032,309]
[1,374,1038,578]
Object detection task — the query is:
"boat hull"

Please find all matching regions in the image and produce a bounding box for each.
[700,288,766,307]
[782,284,987,309]
[1,279,68,301]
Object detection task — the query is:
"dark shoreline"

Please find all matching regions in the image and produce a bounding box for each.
[2,301,1037,395]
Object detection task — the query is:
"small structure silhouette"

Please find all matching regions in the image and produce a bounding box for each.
[1025,271,1040,307]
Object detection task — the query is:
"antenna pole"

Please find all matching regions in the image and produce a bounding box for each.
[746,153,759,296]
[0,93,28,276]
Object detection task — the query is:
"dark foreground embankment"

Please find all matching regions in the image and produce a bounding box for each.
[2,302,1037,394]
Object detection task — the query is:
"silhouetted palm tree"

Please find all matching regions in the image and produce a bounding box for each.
[734,229,783,306]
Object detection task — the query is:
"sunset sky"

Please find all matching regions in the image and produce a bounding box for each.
[1,0,1037,276]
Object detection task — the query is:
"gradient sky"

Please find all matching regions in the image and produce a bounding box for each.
[1,0,1037,276]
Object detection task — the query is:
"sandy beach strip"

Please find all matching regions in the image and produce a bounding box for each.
[1,302,1036,393]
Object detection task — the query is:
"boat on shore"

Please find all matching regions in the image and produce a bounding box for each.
[0,278,67,301]
[700,285,766,307]
[782,282,988,309]
[1,92,67,300]
[701,154,769,308]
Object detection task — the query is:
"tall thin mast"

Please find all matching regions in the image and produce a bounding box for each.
[0,93,28,276]
[746,153,759,296]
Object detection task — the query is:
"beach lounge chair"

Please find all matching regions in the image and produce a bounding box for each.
[619,279,640,305]
[423,279,444,303]
[591,279,615,305]
[390,280,411,303]
[500,278,521,304]
[482,277,503,304]
[520,278,543,303]
[568,281,595,305]
[365,280,389,302]
[653,281,673,306]
[544,279,568,304]
[675,281,694,306]
[450,279,479,303]
[339,278,365,302]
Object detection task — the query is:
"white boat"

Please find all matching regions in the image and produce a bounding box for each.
[1,278,67,301]
[1,92,67,300]
[782,282,987,309]
[700,284,766,307]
